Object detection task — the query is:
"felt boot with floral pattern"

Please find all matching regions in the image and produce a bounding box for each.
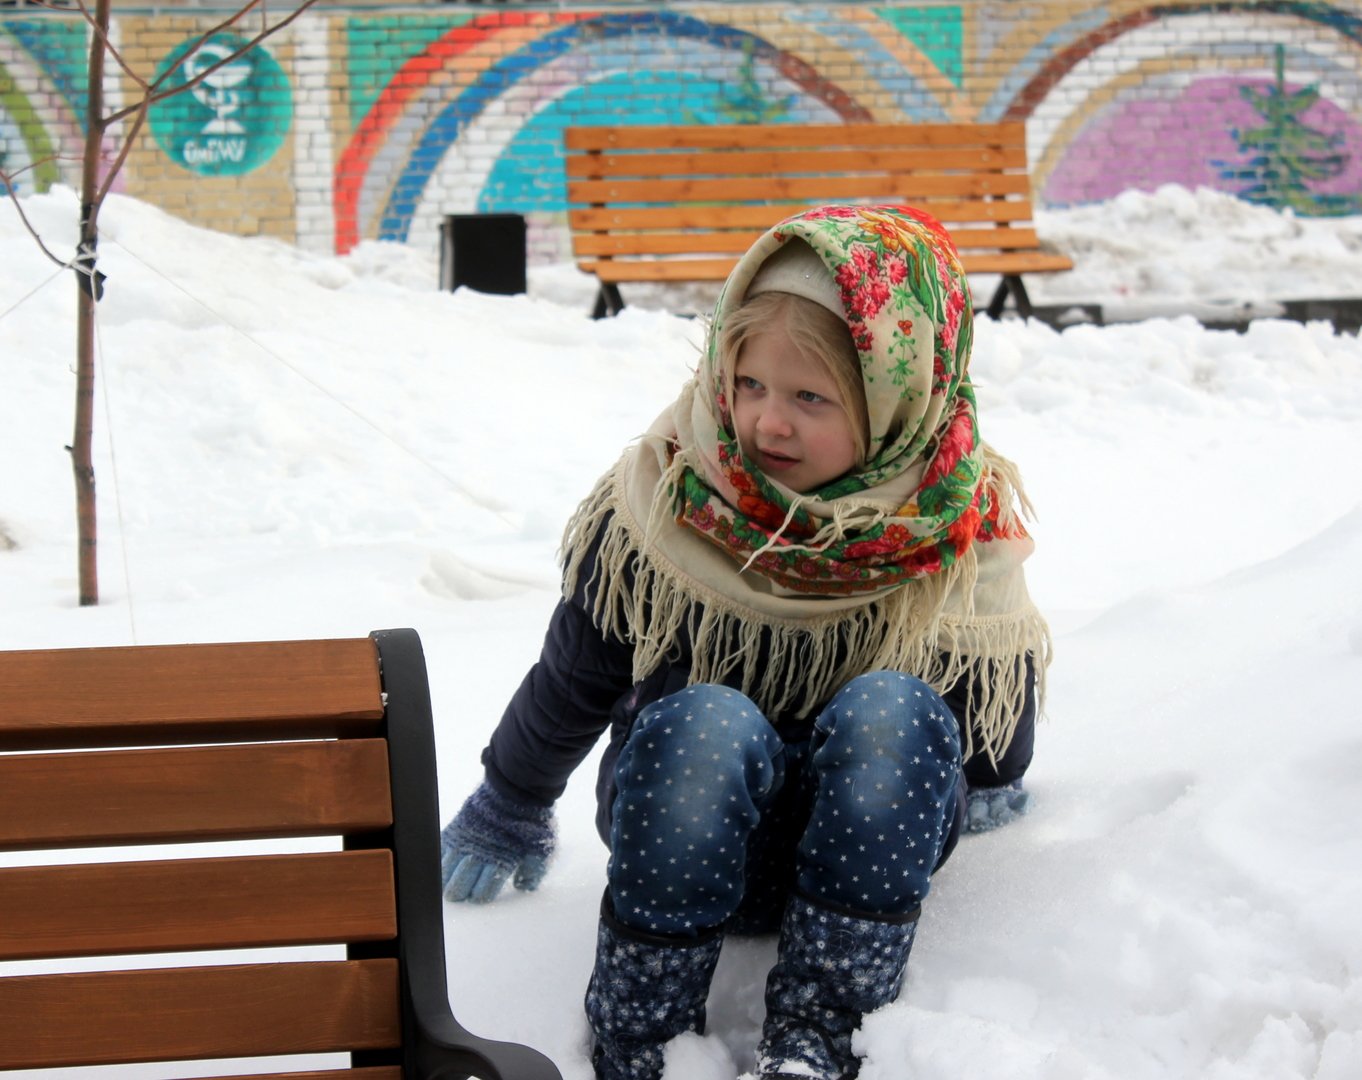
[755,894,918,1080]
[585,897,724,1080]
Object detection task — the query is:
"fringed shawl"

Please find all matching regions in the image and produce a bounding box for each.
[562,206,1050,764]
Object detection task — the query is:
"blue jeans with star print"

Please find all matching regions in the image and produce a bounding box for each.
[606,671,965,938]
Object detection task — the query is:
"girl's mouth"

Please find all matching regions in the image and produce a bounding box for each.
[758,449,799,471]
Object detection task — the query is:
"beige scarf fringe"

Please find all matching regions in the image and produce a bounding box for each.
[560,452,1050,766]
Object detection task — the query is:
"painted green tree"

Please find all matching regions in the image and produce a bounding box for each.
[1224,45,1361,216]
[692,39,792,125]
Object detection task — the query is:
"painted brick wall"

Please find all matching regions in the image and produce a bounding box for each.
[3,2,1360,262]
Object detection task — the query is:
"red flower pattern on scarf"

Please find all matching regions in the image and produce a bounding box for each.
[942,280,967,353]
[922,400,975,490]
[896,545,943,577]
[946,496,983,558]
[844,523,912,560]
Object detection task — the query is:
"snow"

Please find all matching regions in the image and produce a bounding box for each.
[1032,185,1362,310]
[2,184,1361,1080]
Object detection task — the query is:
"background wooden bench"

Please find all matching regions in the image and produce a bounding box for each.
[565,121,1073,320]
[0,629,560,1080]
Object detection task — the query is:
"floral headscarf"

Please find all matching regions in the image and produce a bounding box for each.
[673,204,1021,597]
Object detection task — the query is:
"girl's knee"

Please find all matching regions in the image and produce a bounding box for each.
[618,684,780,797]
[631,684,770,746]
[820,671,961,761]
[608,686,784,930]
[838,670,939,708]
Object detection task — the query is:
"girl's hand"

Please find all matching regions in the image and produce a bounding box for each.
[440,781,557,903]
[964,778,1030,833]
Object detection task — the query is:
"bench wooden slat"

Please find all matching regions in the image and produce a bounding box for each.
[565,144,1028,179]
[569,205,797,231]
[568,171,1033,206]
[590,258,741,283]
[565,121,1024,152]
[572,226,1047,259]
[584,249,1071,284]
[573,231,765,257]
[568,200,1039,232]
[0,739,392,851]
[942,226,1042,251]
[0,638,384,750]
[957,251,1076,274]
[0,958,400,1068]
[0,850,396,961]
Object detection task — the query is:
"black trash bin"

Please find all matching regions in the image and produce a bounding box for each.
[439,213,527,296]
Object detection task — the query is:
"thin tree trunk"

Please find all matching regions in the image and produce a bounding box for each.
[46,0,319,606]
[72,0,110,606]
[73,252,97,606]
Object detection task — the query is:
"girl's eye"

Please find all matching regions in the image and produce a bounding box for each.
[737,376,763,392]
[797,390,827,404]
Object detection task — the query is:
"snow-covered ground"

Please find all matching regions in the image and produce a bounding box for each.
[2,185,1361,1079]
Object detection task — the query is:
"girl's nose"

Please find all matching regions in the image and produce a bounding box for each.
[756,401,793,437]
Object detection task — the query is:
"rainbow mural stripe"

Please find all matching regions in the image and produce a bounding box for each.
[332,9,953,253]
[0,20,87,196]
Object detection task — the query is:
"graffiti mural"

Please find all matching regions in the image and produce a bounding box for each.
[148,33,292,177]
[1,2,1358,254]
[1021,5,1362,216]
[1220,44,1361,214]
[1044,64,1362,211]
[0,18,86,196]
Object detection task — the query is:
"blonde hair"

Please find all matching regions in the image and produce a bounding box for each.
[718,291,871,465]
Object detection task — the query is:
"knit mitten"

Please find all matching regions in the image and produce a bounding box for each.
[440,780,555,903]
[964,778,1029,833]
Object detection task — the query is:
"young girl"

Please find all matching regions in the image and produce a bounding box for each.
[440,204,1049,1080]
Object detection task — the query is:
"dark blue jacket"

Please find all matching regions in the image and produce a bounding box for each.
[481,536,1037,841]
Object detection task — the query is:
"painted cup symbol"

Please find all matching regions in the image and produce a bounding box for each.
[184,41,253,136]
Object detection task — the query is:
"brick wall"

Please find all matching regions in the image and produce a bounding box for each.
[3,2,1360,261]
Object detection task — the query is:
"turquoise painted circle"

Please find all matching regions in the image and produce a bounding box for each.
[148,33,291,177]
[478,72,724,214]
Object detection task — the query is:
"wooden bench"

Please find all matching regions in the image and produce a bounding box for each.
[0,629,561,1080]
[565,122,1073,320]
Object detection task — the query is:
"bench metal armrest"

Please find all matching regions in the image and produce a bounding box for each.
[372,629,562,1080]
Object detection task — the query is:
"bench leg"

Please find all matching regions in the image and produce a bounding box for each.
[985,275,1033,321]
[591,282,625,320]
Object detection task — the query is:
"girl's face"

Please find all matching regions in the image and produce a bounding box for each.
[732,321,859,494]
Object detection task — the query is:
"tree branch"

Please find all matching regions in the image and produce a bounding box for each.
[144,0,264,96]
[68,0,148,92]
[92,98,150,211]
[0,166,77,269]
